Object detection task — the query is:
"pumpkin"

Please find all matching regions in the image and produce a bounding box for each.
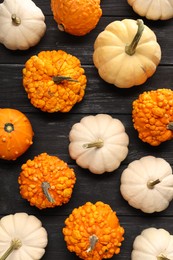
[132,88,173,146]
[93,19,161,88]
[51,0,102,36]
[120,156,173,213]
[22,50,87,113]
[131,227,173,260]
[68,114,129,174]
[128,0,173,20]
[18,152,76,209]
[63,201,124,260]
[0,0,46,50]
[0,108,34,161]
[0,212,48,260]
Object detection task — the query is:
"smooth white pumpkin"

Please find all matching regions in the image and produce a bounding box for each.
[0,212,48,260]
[93,19,161,88]
[128,0,173,20]
[132,227,173,260]
[0,0,46,50]
[69,114,129,174]
[120,156,173,213]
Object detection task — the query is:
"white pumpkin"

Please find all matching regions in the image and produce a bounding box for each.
[132,227,173,260]
[120,156,173,213]
[0,212,48,260]
[0,0,46,50]
[69,114,129,174]
[128,0,173,20]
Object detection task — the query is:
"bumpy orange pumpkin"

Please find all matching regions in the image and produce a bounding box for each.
[63,201,124,260]
[0,108,34,160]
[51,0,102,36]
[18,153,76,209]
[23,50,87,112]
[132,88,173,146]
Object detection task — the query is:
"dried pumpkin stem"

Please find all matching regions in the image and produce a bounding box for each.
[4,123,14,133]
[0,238,22,260]
[167,122,173,130]
[83,139,104,149]
[125,19,144,56]
[86,235,98,253]
[42,181,55,203]
[52,76,78,84]
[147,179,160,189]
[157,253,171,260]
[11,14,21,26]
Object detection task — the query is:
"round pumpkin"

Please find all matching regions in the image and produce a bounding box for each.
[51,0,102,36]
[0,0,46,50]
[120,156,173,213]
[63,201,124,260]
[68,114,129,174]
[18,152,76,209]
[0,108,34,160]
[93,19,161,88]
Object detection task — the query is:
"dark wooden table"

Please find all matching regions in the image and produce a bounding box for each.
[1,0,173,259]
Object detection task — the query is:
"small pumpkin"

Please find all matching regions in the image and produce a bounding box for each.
[18,152,76,209]
[23,50,87,113]
[120,156,173,213]
[63,201,124,260]
[131,227,173,260]
[93,19,161,88]
[132,88,173,146]
[0,212,48,260]
[68,114,129,174]
[0,0,46,50]
[128,0,173,20]
[0,108,34,160]
[51,0,102,36]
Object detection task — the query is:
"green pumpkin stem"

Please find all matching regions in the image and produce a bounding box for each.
[0,239,22,260]
[86,235,98,253]
[52,76,78,84]
[4,123,14,133]
[42,182,55,203]
[147,179,160,189]
[83,139,104,149]
[125,19,144,56]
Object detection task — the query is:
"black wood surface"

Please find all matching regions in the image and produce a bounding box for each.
[0,0,173,259]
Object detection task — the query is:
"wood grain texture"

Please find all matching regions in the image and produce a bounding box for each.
[0,0,173,259]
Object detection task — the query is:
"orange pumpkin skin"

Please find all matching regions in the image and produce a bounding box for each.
[0,108,34,160]
[63,201,124,260]
[18,153,76,209]
[132,88,173,146]
[51,0,102,36]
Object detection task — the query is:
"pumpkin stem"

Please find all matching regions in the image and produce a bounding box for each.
[0,238,22,260]
[11,14,21,26]
[157,253,171,260]
[167,122,173,130]
[52,76,78,84]
[42,182,55,203]
[4,123,14,133]
[147,179,160,189]
[86,235,98,253]
[125,19,144,56]
[83,139,104,149]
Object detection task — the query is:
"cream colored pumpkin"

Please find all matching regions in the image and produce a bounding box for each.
[128,0,173,20]
[0,0,46,50]
[0,212,48,260]
[120,156,173,213]
[93,19,161,88]
[69,114,129,174]
[132,228,173,260]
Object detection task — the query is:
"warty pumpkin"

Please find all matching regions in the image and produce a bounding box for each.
[63,201,124,260]
[132,227,173,260]
[18,152,76,209]
[132,88,173,146]
[128,0,173,20]
[0,108,34,160]
[0,0,46,50]
[51,0,102,36]
[93,19,161,88]
[0,212,48,260]
[69,114,129,174]
[120,156,173,213]
[23,50,87,112]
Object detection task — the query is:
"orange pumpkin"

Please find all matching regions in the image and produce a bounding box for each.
[63,201,124,260]
[51,0,102,36]
[0,108,34,160]
[18,153,76,209]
